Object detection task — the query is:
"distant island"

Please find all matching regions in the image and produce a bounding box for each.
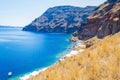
[0,25,22,28]
[23,6,96,33]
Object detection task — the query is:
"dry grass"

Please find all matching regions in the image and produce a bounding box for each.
[28,32,120,80]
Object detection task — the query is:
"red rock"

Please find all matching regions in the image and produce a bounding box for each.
[76,0,120,40]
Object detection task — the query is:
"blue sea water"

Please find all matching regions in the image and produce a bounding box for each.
[0,27,72,80]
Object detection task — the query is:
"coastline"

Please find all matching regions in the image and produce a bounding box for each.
[19,68,47,80]
[18,40,85,80]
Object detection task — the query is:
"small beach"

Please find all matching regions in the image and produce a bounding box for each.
[18,40,85,80]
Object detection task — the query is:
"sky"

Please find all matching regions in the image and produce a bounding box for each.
[0,0,106,27]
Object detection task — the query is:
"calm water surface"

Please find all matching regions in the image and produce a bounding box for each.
[0,27,71,80]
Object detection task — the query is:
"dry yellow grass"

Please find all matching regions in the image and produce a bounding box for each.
[28,32,120,80]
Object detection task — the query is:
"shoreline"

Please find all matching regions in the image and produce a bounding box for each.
[19,68,47,80]
[19,40,85,80]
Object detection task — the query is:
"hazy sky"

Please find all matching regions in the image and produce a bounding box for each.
[0,0,106,27]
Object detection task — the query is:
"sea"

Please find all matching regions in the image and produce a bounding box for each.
[0,26,72,80]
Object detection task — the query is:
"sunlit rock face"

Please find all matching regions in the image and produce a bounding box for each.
[23,6,96,33]
[74,0,120,40]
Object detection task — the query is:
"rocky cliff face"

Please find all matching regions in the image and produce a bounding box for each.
[74,0,120,40]
[23,6,96,33]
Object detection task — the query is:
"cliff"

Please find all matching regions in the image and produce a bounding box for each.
[23,6,96,33]
[74,0,120,40]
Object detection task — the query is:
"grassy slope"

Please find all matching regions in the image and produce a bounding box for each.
[29,32,120,80]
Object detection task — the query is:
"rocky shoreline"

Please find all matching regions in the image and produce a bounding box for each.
[19,40,86,80]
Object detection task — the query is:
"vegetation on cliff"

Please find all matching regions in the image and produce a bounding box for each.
[28,31,120,80]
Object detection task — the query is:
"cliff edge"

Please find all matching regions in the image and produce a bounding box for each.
[74,0,120,40]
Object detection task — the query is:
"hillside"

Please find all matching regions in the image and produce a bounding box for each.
[74,0,120,40]
[28,30,120,80]
[23,6,96,33]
